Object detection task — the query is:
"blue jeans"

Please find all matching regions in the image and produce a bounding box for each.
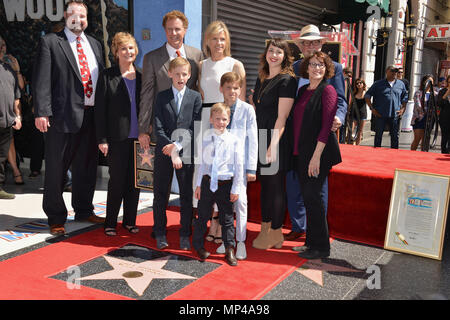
[286,170,328,233]
[374,116,400,149]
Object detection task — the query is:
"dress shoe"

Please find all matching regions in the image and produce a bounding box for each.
[76,215,105,224]
[196,248,210,261]
[180,236,191,250]
[28,171,40,178]
[284,230,306,241]
[297,248,330,260]
[156,236,169,250]
[292,245,309,252]
[50,224,66,236]
[236,241,247,260]
[225,246,238,266]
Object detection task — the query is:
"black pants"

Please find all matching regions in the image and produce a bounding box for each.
[29,126,44,173]
[105,139,140,229]
[439,111,450,154]
[152,151,194,238]
[0,127,12,186]
[192,175,235,250]
[296,168,330,252]
[258,170,286,229]
[42,109,98,225]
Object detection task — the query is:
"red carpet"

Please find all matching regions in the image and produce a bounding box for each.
[248,144,450,247]
[0,209,309,300]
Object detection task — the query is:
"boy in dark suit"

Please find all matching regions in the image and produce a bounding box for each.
[152,57,202,250]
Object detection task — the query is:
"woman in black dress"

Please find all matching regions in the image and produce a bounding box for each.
[353,78,367,145]
[251,38,297,250]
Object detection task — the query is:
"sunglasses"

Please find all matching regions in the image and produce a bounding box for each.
[300,40,321,46]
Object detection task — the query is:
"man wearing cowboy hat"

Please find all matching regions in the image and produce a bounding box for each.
[285,24,348,244]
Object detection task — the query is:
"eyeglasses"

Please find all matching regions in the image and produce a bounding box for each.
[300,40,321,46]
[309,62,325,69]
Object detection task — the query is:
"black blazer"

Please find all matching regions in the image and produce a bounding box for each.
[94,66,142,144]
[32,30,104,133]
[153,87,202,162]
[291,80,342,178]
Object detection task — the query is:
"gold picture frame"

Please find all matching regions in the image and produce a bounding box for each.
[384,169,450,260]
[134,141,155,190]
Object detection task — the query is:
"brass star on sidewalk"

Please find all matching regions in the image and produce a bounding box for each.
[296,260,363,287]
[78,255,196,296]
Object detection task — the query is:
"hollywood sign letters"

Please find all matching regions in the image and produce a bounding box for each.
[2,0,71,22]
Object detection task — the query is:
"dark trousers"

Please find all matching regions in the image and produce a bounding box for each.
[374,116,400,149]
[192,175,235,250]
[30,126,44,173]
[105,138,140,229]
[42,109,98,225]
[152,151,194,238]
[286,170,328,233]
[296,168,330,252]
[0,127,12,186]
[439,112,450,154]
[258,170,286,229]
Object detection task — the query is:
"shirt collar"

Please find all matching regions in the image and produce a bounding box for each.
[166,42,186,59]
[212,130,230,142]
[172,85,186,98]
[64,27,87,43]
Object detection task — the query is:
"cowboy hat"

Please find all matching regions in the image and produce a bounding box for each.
[298,24,325,40]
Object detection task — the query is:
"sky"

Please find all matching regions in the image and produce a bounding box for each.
[113,0,128,9]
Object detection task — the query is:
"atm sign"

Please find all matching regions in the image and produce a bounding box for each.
[425,24,450,42]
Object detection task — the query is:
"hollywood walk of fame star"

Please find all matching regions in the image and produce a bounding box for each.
[77,255,196,296]
[296,260,364,287]
[139,150,154,168]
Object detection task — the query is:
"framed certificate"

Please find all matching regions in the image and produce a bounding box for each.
[134,141,155,190]
[384,169,450,260]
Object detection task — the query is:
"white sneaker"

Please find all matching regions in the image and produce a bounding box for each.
[216,243,225,254]
[236,241,247,260]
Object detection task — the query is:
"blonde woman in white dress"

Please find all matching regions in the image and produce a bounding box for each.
[195,20,246,246]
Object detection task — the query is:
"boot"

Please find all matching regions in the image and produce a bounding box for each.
[266,227,284,249]
[252,221,271,249]
[225,246,238,266]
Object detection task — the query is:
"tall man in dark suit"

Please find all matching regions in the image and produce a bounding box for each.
[138,10,203,149]
[33,0,105,235]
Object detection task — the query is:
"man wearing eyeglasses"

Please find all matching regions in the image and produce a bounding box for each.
[365,65,408,149]
[284,24,347,244]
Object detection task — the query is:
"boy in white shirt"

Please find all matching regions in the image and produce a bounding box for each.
[215,72,258,260]
[192,103,244,266]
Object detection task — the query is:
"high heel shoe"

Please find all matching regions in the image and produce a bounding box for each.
[206,215,219,242]
[14,174,24,185]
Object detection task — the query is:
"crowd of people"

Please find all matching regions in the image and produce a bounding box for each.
[1,0,449,266]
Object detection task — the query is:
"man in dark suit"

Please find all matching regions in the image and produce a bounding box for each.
[33,0,105,235]
[152,57,202,250]
[138,10,203,149]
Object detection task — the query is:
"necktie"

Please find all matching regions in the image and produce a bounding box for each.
[176,50,182,57]
[176,91,183,115]
[76,36,93,98]
[210,135,222,192]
